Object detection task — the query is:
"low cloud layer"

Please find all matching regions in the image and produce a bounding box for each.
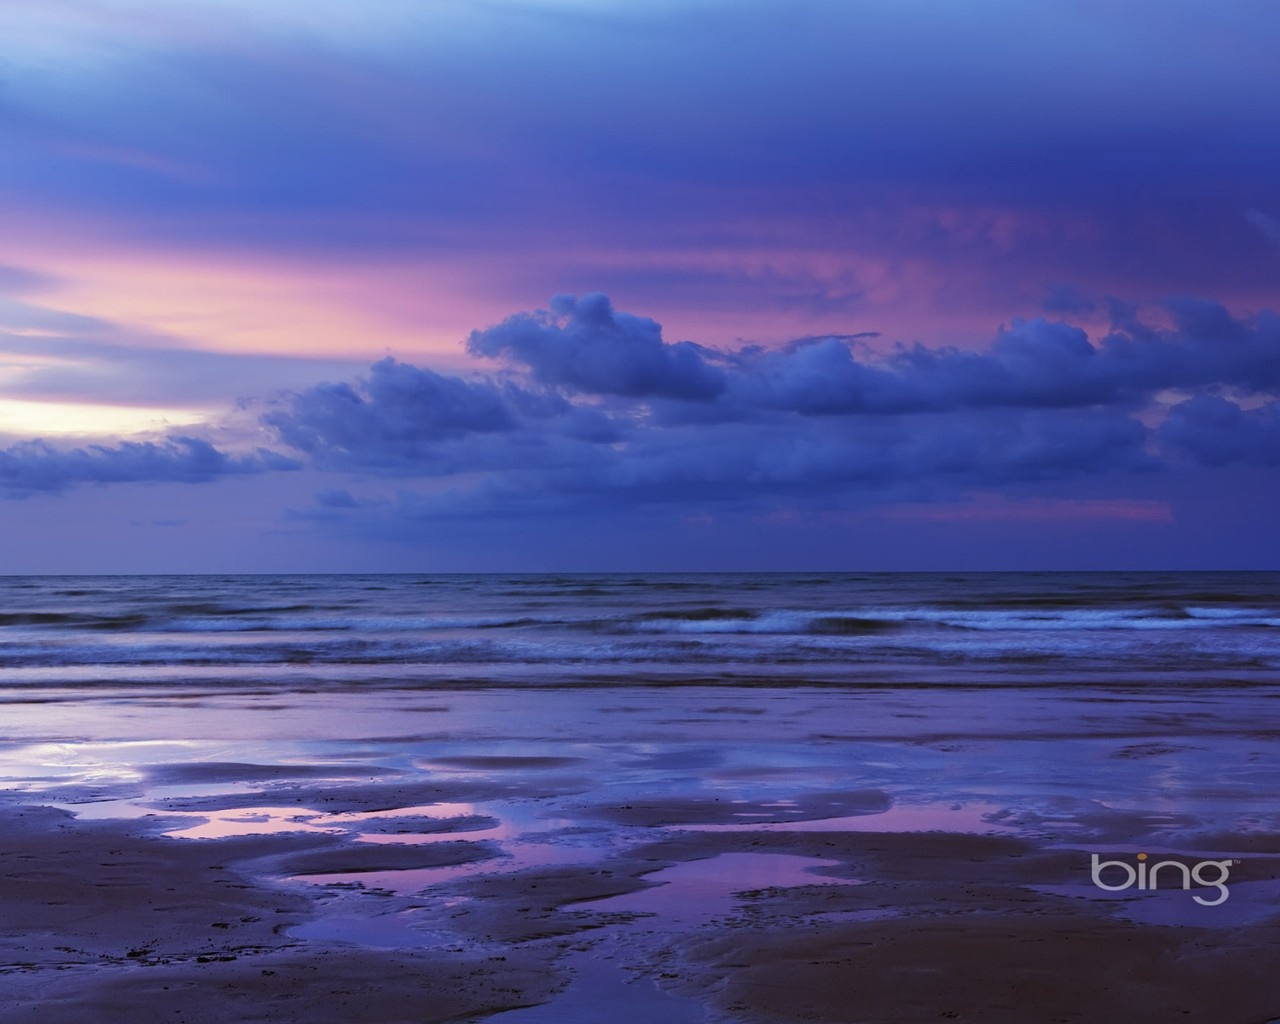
[262,294,1280,522]
[8,294,1277,519]
[0,436,296,498]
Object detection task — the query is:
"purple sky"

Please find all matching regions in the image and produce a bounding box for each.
[1,0,1278,571]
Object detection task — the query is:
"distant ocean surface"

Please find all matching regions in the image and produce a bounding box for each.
[1,572,1278,689]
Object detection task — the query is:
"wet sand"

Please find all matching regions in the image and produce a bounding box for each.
[1,684,1278,1022]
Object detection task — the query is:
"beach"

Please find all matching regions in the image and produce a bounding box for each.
[1,573,1278,1022]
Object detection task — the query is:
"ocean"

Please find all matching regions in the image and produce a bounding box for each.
[2,571,1278,690]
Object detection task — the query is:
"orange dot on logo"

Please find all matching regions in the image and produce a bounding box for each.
[1137,853,1148,861]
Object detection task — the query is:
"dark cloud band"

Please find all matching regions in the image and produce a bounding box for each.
[262,294,1280,519]
[0,437,297,498]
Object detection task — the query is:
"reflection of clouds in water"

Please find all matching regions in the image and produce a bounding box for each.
[7,682,1277,916]
[582,853,851,928]
[165,806,347,839]
[166,799,506,842]
[295,804,623,894]
[675,802,1014,836]
[324,801,479,822]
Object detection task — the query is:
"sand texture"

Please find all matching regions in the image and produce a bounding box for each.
[1,684,1278,1022]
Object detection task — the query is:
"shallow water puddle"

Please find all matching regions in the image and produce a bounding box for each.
[322,801,479,824]
[484,853,851,1024]
[288,801,621,893]
[673,801,1012,835]
[160,799,501,842]
[293,836,612,895]
[163,805,351,839]
[582,852,849,927]
[48,782,262,823]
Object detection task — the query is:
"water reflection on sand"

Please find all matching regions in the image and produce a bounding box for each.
[2,681,1278,1021]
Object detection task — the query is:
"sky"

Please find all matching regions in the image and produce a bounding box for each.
[1,0,1278,571]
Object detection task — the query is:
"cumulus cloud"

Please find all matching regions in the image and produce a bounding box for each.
[259,293,1280,523]
[738,303,1280,416]
[264,357,519,460]
[459,294,1280,417]
[725,320,1117,415]
[7,293,1266,518]
[0,436,297,498]
[261,355,622,473]
[466,293,727,400]
[1158,395,1280,466]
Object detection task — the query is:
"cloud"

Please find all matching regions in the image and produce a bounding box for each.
[266,357,516,453]
[466,293,727,400]
[261,355,624,474]
[9,0,1279,228]
[746,300,1280,416]
[262,293,1280,527]
[463,295,1280,418]
[286,402,1154,529]
[0,436,297,498]
[2,0,1278,364]
[5,292,1273,526]
[1158,394,1280,467]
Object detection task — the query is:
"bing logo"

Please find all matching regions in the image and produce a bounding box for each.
[1090,852,1236,906]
